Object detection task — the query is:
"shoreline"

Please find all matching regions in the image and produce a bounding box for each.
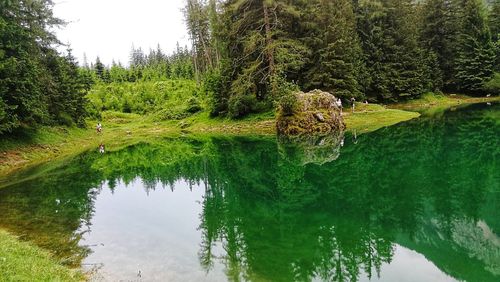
[0,94,498,177]
[0,230,84,281]
[0,94,497,280]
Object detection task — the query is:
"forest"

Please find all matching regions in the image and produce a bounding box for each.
[1,0,500,132]
[185,0,500,117]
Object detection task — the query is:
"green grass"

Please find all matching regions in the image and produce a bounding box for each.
[2,92,495,176]
[344,103,420,133]
[0,114,180,175]
[390,92,500,113]
[0,230,84,281]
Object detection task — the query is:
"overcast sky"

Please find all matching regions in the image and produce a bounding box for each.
[53,0,190,66]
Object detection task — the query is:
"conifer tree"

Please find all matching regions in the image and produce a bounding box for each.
[301,0,364,99]
[420,0,461,89]
[94,57,105,81]
[0,0,88,132]
[489,0,500,70]
[220,0,307,117]
[454,0,495,93]
[489,0,500,41]
[185,0,214,78]
[357,0,428,101]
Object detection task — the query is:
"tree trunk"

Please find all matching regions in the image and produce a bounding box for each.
[263,1,276,93]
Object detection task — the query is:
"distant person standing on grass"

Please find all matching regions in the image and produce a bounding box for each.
[336,98,343,114]
[96,122,102,133]
[350,97,356,113]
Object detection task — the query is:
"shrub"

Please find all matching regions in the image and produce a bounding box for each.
[483,73,500,95]
[186,97,202,113]
[278,93,299,116]
[57,112,74,127]
[228,94,259,118]
[202,71,227,116]
[85,79,199,117]
[154,107,189,120]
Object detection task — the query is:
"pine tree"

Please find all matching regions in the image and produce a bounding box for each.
[94,57,105,81]
[82,53,89,69]
[301,0,364,99]
[357,0,428,101]
[61,48,87,125]
[185,0,214,78]
[489,0,500,70]
[490,0,500,42]
[454,0,495,94]
[220,0,308,117]
[420,0,461,90]
[0,0,88,132]
[129,46,146,68]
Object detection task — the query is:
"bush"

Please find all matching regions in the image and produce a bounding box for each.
[202,71,227,116]
[483,73,500,95]
[186,97,202,113]
[278,93,299,116]
[57,112,74,127]
[154,107,190,120]
[85,79,200,117]
[228,94,259,118]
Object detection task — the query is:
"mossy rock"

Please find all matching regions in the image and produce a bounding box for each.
[276,90,345,136]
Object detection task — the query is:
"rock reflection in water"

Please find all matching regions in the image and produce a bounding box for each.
[0,103,498,281]
[278,131,344,165]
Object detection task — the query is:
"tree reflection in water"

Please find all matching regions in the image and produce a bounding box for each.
[0,103,498,281]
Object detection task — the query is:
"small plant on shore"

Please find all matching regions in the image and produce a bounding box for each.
[278,93,299,117]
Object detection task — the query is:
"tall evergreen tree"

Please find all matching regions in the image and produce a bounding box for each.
[185,0,215,79]
[454,0,495,93]
[489,0,500,70]
[301,0,364,99]
[94,57,105,81]
[420,0,461,90]
[0,0,87,133]
[220,0,307,117]
[357,0,428,101]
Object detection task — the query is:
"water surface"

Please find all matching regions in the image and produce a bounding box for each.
[0,103,499,281]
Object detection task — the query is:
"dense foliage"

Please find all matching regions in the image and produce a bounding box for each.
[2,0,499,128]
[81,44,195,84]
[0,0,88,133]
[185,0,500,117]
[81,44,199,119]
[86,80,202,120]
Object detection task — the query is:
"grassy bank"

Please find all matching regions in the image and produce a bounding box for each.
[0,230,84,281]
[1,93,498,176]
[389,92,500,112]
[0,107,416,175]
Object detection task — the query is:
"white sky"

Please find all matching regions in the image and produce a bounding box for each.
[53,0,190,66]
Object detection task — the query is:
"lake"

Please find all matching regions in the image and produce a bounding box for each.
[0,103,498,281]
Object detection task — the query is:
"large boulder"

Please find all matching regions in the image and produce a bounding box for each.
[276,90,345,136]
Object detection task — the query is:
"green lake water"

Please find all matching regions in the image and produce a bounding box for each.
[0,103,499,281]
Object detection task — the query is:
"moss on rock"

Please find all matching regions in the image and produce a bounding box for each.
[276,90,345,136]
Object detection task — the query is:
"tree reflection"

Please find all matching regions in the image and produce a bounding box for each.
[0,103,498,280]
